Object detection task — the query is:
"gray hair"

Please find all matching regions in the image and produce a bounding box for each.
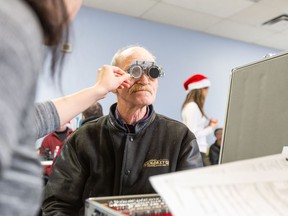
[111,44,156,67]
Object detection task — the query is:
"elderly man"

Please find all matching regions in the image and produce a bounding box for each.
[42,45,203,216]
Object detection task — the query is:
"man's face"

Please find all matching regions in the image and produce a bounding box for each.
[116,47,158,108]
[216,129,223,143]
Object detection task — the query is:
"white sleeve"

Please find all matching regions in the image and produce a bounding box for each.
[181,103,213,139]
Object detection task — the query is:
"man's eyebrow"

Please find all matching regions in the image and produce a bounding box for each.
[123,62,134,71]
[123,65,130,71]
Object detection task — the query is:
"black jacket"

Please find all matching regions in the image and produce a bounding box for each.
[209,142,221,165]
[43,104,203,216]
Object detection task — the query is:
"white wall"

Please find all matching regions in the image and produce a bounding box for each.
[36,6,279,141]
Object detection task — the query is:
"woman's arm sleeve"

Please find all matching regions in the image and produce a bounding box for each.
[34,101,60,138]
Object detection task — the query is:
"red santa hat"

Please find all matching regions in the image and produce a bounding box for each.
[183,74,211,92]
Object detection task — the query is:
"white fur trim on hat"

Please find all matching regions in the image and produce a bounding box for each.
[187,79,211,92]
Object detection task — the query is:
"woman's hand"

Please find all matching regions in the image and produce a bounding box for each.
[94,65,131,97]
[209,118,219,129]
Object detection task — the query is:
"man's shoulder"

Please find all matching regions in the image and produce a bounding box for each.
[73,115,108,134]
[155,113,180,123]
[154,113,197,140]
[210,143,220,150]
[66,116,108,147]
[155,113,189,129]
[84,115,107,125]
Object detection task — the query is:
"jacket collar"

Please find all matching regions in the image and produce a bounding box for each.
[108,103,156,134]
[81,115,101,126]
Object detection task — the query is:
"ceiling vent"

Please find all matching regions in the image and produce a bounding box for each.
[262,14,288,32]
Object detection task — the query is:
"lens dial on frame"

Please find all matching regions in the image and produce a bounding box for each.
[130,65,143,79]
[148,67,161,79]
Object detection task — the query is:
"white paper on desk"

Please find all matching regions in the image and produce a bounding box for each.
[150,154,288,216]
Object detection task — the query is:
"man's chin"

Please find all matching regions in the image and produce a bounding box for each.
[133,98,155,106]
[132,90,152,95]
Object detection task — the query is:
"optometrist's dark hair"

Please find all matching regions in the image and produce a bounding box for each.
[24,0,69,79]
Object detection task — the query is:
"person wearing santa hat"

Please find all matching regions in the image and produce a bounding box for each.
[181,74,218,166]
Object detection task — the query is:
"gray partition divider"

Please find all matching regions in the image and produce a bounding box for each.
[220,51,288,163]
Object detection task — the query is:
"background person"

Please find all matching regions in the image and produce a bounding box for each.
[181,74,218,166]
[209,128,223,165]
[42,45,203,216]
[39,124,73,177]
[81,101,104,126]
[0,0,130,215]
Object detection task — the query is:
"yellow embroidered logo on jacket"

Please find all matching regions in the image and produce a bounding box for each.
[143,159,169,167]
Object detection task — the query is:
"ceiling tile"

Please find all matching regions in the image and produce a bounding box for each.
[254,31,288,50]
[230,3,288,26]
[204,20,275,43]
[81,0,288,50]
[142,2,221,31]
[83,0,160,17]
[162,0,254,18]
[258,0,288,12]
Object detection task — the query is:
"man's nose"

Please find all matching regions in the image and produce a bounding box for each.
[137,70,150,84]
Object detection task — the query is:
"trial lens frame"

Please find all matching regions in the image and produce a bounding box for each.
[127,61,165,79]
